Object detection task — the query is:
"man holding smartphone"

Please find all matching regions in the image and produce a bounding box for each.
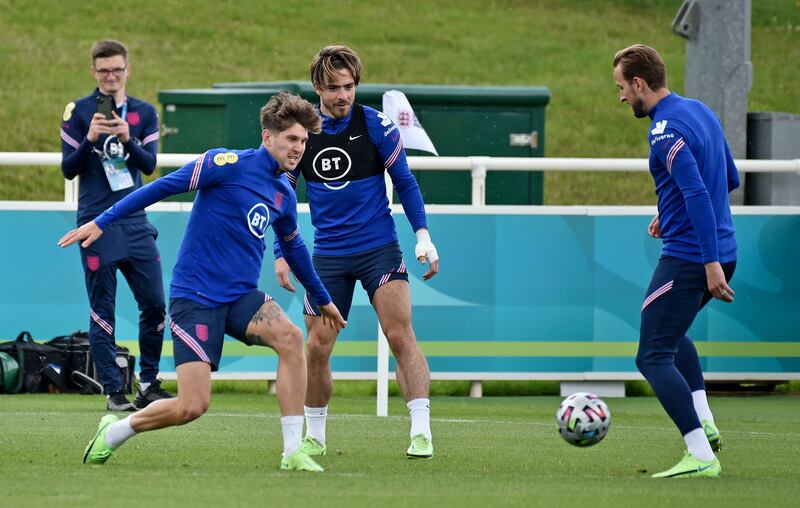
[60,39,172,411]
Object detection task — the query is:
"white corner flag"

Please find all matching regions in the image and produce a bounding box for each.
[382,90,438,156]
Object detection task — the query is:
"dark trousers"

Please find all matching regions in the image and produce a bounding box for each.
[637,255,736,436]
[80,221,165,394]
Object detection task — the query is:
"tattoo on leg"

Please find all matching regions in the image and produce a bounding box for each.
[250,301,283,328]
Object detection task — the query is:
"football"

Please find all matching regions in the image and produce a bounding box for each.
[556,392,611,447]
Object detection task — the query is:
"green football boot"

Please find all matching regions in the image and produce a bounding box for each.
[651,452,721,478]
[83,414,119,464]
[280,450,324,472]
[406,433,433,459]
[298,435,327,456]
[702,419,722,452]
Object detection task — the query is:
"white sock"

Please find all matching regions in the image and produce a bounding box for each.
[304,405,327,445]
[281,415,304,457]
[692,390,714,423]
[105,415,137,448]
[139,382,151,392]
[407,398,432,441]
[684,427,715,461]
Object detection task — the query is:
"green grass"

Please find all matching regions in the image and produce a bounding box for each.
[1,393,799,507]
[0,0,798,203]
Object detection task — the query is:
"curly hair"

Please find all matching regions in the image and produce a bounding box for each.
[259,92,321,134]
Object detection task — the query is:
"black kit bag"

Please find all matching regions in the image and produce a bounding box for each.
[115,343,136,395]
[47,331,136,395]
[47,331,101,394]
[0,331,67,393]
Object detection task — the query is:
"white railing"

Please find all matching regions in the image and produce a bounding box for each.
[1,152,798,205]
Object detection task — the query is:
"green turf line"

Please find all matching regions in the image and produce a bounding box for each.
[117,340,800,357]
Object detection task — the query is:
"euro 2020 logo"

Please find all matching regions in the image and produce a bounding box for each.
[312,147,352,190]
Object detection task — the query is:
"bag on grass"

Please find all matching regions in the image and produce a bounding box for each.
[0,331,67,393]
[47,331,136,395]
[0,351,20,393]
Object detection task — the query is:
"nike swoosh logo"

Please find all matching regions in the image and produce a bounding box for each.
[349,135,362,141]
[668,464,714,477]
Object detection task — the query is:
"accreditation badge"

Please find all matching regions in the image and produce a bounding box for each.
[99,136,134,191]
[102,157,134,191]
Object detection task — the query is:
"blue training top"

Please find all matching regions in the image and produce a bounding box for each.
[275,104,428,257]
[647,93,739,264]
[60,89,160,226]
[94,146,331,308]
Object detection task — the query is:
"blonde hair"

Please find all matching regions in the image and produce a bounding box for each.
[309,45,363,88]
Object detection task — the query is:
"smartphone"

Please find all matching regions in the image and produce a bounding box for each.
[96,95,114,120]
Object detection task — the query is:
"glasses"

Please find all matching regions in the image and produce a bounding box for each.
[94,67,127,77]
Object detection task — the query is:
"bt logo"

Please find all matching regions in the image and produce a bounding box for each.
[313,147,352,190]
[247,203,270,238]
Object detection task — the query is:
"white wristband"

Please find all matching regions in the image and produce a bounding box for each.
[415,229,432,244]
[414,229,439,263]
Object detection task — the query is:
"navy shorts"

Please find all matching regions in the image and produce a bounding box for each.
[169,290,272,371]
[304,242,408,320]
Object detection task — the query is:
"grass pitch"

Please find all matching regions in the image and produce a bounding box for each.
[1,392,798,507]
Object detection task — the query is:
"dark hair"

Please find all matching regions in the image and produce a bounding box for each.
[260,92,321,134]
[613,44,667,90]
[309,45,363,88]
[91,39,128,63]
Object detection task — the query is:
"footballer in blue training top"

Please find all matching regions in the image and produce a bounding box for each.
[94,144,329,310]
[273,45,438,461]
[61,93,345,473]
[614,44,738,479]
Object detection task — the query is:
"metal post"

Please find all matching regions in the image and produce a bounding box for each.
[375,171,394,417]
[376,324,389,417]
[65,177,79,204]
[673,0,752,203]
[470,157,489,206]
[469,381,483,398]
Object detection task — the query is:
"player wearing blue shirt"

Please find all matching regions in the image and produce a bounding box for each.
[61,93,346,473]
[273,46,438,459]
[60,40,171,411]
[614,44,738,479]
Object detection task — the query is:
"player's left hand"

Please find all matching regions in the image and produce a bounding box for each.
[647,214,661,238]
[705,261,734,302]
[318,302,347,331]
[110,111,130,143]
[58,220,104,248]
[414,228,439,281]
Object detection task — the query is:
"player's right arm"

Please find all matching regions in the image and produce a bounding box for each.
[60,101,96,180]
[58,151,226,248]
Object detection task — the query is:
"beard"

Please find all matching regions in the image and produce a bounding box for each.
[631,96,647,118]
[324,99,352,119]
